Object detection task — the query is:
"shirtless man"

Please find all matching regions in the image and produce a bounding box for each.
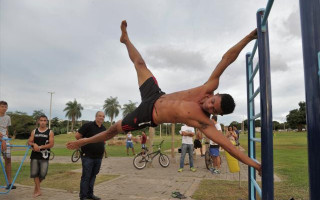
[67,20,261,173]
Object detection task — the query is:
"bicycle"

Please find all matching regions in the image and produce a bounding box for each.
[71,148,108,162]
[133,140,170,170]
[204,142,213,170]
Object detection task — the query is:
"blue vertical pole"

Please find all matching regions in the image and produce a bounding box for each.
[299,0,320,199]
[256,9,274,200]
[246,53,256,200]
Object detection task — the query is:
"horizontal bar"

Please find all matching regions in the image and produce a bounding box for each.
[261,0,274,29]
[251,176,262,197]
[249,87,260,102]
[250,137,261,143]
[249,41,258,63]
[250,113,261,120]
[249,63,259,83]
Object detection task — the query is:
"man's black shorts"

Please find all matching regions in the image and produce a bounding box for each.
[194,139,202,149]
[121,77,165,132]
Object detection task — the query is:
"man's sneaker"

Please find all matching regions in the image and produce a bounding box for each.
[213,169,221,174]
[5,184,16,189]
[190,167,196,172]
[178,168,183,172]
[209,168,215,173]
[90,195,101,200]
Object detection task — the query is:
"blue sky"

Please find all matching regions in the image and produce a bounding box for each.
[0,0,304,125]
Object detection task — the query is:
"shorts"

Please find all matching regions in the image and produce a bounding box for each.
[121,77,165,132]
[209,148,220,157]
[126,142,134,149]
[1,136,11,159]
[194,139,202,149]
[30,159,49,180]
[141,144,146,149]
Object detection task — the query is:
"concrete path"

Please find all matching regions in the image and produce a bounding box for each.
[2,151,280,200]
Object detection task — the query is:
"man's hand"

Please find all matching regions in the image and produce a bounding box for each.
[33,143,40,152]
[66,139,86,150]
[1,140,6,152]
[257,164,262,176]
[248,29,258,40]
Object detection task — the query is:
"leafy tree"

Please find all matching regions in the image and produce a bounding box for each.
[7,111,35,139]
[103,96,121,124]
[229,121,241,130]
[32,109,46,120]
[64,99,83,132]
[286,102,306,131]
[122,100,137,117]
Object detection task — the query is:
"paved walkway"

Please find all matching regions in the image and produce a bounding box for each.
[2,150,280,200]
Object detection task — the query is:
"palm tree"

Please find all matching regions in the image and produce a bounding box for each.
[122,100,137,118]
[103,96,121,124]
[63,99,83,132]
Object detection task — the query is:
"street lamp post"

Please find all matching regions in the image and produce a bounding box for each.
[48,92,55,129]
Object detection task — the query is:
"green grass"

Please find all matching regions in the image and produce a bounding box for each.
[192,131,309,200]
[0,162,119,192]
[9,134,182,157]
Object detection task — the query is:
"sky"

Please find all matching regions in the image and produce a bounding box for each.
[0,0,305,125]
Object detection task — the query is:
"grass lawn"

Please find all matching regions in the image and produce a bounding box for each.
[0,162,119,192]
[192,131,309,200]
[9,133,182,157]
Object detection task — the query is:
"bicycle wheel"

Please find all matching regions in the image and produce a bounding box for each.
[159,154,170,168]
[205,150,212,170]
[49,151,55,160]
[71,150,81,163]
[133,153,147,170]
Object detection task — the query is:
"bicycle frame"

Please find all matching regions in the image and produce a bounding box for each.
[0,138,31,194]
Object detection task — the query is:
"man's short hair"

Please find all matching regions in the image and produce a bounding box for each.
[0,101,8,106]
[38,115,48,120]
[219,94,235,115]
[96,111,105,117]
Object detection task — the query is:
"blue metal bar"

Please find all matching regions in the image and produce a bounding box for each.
[249,41,258,64]
[250,113,261,121]
[246,52,256,200]
[299,0,320,199]
[257,9,274,200]
[250,137,262,143]
[318,52,320,77]
[249,87,260,102]
[261,0,274,32]
[251,176,262,197]
[249,63,259,83]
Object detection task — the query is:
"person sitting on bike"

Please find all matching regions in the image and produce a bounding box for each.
[140,131,147,155]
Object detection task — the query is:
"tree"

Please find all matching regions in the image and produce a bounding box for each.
[7,111,35,139]
[64,99,83,132]
[32,110,46,120]
[122,100,137,117]
[103,96,121,124]
[286,101,306,131]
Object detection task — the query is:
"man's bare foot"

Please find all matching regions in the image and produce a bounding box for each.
[120,20,128,43]
[33,192,42,198]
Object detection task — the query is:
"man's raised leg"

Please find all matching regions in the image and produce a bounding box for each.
[120,20,153,87]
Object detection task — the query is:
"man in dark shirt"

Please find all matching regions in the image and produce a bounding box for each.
[76,111,106,200]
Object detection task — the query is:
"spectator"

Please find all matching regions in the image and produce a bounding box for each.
[126,131,135,156]
[0,101,15,189]
[28,115,54,197]
[178,124,196,172]
[75,111,106,200]
[140,131,147,155]
[194,129,204,157]
[233,126,240,146]
[209,115,222,174]
[226,126,238,142]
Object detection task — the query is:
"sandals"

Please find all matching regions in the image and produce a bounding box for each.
[172,191,187,199]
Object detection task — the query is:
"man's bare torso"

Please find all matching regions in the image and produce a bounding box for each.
[152,85,212,128]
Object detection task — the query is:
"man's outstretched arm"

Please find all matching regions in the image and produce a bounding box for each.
[66,120,122,150]
[204,29,257,92]
[198,122,261,174]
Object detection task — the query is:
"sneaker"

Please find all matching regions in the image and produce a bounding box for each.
[90,195,101,200]
[5,184,16,189]
[209,168,215,173]
[178,168,183,172]
[190,167,196,172]
[214,169,221,174]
